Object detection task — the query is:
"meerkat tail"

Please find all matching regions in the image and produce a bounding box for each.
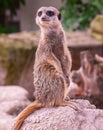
[12,101,42,130]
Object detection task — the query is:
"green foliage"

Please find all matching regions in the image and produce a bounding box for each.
[0,24,18,33]
[0,0,25,14]
[60,0,103,30]
[0,0,25,33]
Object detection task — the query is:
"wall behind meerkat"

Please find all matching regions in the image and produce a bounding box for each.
[19,0,63,31]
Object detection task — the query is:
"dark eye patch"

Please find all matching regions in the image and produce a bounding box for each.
[46,11,54,17]
[38,11,42,17]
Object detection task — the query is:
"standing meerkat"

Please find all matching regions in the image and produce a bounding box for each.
[12,6,78,130]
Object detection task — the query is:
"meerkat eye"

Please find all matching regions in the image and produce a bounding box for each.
[46,11,54,17]
[38,11,42,17]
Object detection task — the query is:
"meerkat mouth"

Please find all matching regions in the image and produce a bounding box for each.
[41,18,50,22]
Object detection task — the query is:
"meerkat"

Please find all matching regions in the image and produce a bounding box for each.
[12,6,78,130]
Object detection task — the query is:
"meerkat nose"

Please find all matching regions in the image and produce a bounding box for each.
[41,17,47,21]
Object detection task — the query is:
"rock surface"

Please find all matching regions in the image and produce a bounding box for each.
[11,100,103,130]
[0,86,103,130]
[0,86,31,130]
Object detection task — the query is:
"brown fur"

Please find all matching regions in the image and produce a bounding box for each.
[12,6,78,130]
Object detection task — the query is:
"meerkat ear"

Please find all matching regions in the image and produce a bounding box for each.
[58,13,62,20]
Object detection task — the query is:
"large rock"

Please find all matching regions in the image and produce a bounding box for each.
[11,100,103,130]
[88,15,103,42]
[0,86,31,130]
[0,86,103,130]
[90,15,103,34]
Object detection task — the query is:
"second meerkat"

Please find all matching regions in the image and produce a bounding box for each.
[12,6,78,130]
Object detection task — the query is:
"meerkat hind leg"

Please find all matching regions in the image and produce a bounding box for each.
[60,100,79,111]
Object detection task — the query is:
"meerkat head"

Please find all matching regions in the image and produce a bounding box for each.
[36,6,62,29]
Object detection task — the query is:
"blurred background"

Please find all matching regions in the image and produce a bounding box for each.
[0,0,63,33]
[0,0,103,108]
[0,1,103,129]
[0,0,103,33]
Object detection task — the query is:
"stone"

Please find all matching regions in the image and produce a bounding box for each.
[88,15,103,42]
[0,86,29,102]
[0,86,31,130]
[11,100,103,130]
[90,15,103,34]
[0,86,103,130]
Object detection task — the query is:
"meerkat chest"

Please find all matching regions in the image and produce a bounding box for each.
[51,44,65,59]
